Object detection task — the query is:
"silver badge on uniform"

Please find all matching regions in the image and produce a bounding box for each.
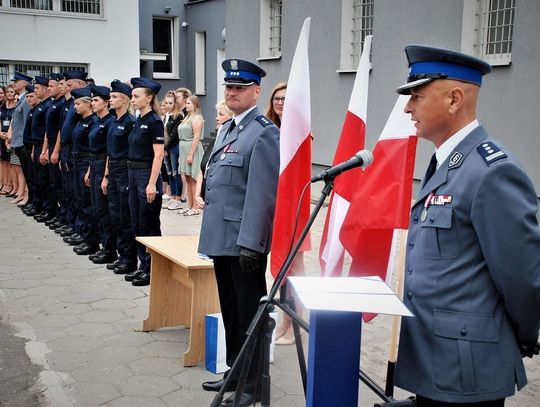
[449,152,463,168]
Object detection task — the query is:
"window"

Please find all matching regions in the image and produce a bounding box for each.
[0,61,87,87]
[1,0,102,16]
[152,17,179,79]
[259,0,282,59]
[462,0,515,66]
[195,32,206,95]
[340,0,374,71]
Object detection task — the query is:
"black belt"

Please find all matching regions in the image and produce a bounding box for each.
[73,151,91,159]
[127,160,152,169]
[109,158,128,167]
[90,152,107,160]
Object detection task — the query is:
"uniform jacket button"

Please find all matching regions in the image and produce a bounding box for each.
[460,328,467,336]
[407,291,413,300]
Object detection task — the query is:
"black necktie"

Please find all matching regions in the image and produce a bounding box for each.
[422,153,438,187]
[222,120,236,142]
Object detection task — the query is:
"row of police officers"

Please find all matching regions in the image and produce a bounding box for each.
[8,70,165,286]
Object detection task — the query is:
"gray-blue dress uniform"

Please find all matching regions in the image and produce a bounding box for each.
[198,106,279,384]
[395,125,540,403]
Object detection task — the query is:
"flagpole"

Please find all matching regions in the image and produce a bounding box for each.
[385,229,408,397]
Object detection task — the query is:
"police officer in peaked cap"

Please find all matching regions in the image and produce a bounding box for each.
[394,44,540,406]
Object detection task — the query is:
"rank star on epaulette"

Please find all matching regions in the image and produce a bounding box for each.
[477,141,507,166]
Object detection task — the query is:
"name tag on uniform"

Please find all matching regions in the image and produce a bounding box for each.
[82,124,89,128]
[117,126,125,130]
[140,124,148,129]
[2,120,9,127]
[99,125,105,128]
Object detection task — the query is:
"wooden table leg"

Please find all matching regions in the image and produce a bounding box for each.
[182,268,221,367]
[142,251,192,332]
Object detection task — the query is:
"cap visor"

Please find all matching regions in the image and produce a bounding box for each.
[396,78,433,95]
[222,80,256,87]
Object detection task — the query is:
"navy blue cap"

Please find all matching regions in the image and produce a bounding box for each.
[63,70,88,81]
[222,59,266,86]
[25,85,35,93]
[12,71,33,83]
[130,77,161,94]
[34,76,49,86]
[90,85,110,99]
[110,80,132,97]
[397,45,492,95]
[49,72,64,82]
[71,87,92,99]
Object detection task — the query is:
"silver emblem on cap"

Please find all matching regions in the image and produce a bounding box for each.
[231,60,238,70]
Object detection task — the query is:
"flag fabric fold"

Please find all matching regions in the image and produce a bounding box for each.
[339,95,417,321]
[319,35,372,277]
[270,17,312,279]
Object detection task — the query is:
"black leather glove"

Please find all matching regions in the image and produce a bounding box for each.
[239,247,261,274]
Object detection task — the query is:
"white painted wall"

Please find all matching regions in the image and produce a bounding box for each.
[0,1,140,83]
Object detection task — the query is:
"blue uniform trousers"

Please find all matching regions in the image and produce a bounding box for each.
[32,144,52,214]
[73,156,99,246]
[108,160,137,267]
[22,143,38,210]
[89,158,116,251]
[48,150,65,223]
[60,146,76,229]
[128,168,162,272]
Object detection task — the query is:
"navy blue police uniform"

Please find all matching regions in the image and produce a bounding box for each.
[87,85,117,263]
[198,59,280,404]
[394,45,540,406]
[44,72,67,226]
[71,87,100,255]
[127,77,164,285]
[106,80,137,274]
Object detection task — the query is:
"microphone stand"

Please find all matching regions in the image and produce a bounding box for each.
[210,175,414,407]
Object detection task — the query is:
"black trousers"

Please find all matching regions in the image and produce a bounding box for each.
[212,255,268,394]
[416,395,505,407]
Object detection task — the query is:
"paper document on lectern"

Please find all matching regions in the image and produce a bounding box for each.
[288,276,413,317]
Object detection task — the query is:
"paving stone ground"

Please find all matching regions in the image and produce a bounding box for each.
[0,194,538,406]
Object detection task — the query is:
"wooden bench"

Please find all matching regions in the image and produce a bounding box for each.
[136,235,220,367]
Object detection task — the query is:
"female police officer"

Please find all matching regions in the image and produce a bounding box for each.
[125,78,164,286]
[87,85,116,265]
[101,80,138,276]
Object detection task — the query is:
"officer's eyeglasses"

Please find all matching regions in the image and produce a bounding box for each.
[272,96,285,103]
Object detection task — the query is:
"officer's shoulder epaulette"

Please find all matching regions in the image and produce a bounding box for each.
[477,141,507,166]
[255,115,273,127]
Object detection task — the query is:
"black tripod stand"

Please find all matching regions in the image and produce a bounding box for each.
[210,176,414,407]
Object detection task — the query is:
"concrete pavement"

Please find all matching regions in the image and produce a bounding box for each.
[0,196,538,406]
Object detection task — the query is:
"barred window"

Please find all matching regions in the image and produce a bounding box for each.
[340,0,373,71]
[2,0,103,16]
[268,0,282,57]
[259,0,282,59]
[474,0,515,65]
[0,61,87,87]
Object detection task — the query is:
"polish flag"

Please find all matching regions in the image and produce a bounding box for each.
[340,95,417,320]
[319,36,372,277]
[270,18,312,278]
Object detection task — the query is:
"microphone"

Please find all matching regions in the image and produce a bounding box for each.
[311,150,374,183]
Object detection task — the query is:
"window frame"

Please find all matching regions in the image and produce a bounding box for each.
[195,31,206,95]
[258,0,282,60]
[152,16,179,80]
[0,0,104,18]
[339,0,374,72]
[0,60,87,87]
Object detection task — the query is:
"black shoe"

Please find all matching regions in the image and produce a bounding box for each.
[73,243,99,255]
[88,248,106,261]
[59,227,75,237]
[220,392,261,407]
[113,263,135,275]
[35,213,54,223]
[49,220,64,230]
[131,271,150,286]
[106,259,122,270]
[64,234,85,245]
[24,208,39,217]
[90,250,117,264]
[125,269,145,282]
[44,217,59,227]
[202,378,238,392]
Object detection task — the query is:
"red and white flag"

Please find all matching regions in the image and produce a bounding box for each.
[319,35,372,277]
[340,95,417,288]
[270,18,312,278]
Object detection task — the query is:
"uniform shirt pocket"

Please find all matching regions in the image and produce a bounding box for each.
[222,206,242,250]
[432,309,505,394]
[418,206,459,259]
[216,154,244,185]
